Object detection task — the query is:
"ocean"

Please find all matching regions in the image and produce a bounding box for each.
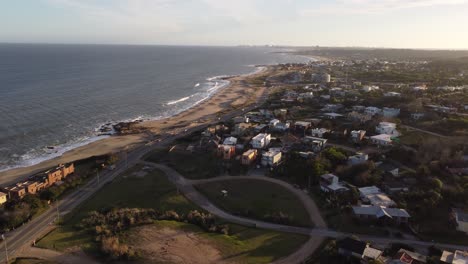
[0,44,308,172]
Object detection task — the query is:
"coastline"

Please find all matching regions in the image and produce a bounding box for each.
[0,65,272,186]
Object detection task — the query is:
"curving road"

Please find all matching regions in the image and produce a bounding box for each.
[0,88,268,263]
[147,163,468,263]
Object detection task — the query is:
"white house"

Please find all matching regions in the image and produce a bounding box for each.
[223,136,238,146]
[320,174,348,193]
[350,130,366,142]
[365,106,382,116]
[251,133,271,149]
[440,250,468,264]
[261,150,282,167]
[413,85,428,91]
[352,206,410,224]
[362,85,380,92]
[384,92,401,97]
[348,153,368,165]
[358,186,396,207]
[324,113,344,119]
[376,122,399,136]
[382,107,400,118]
[273,122,290,132]
[370,134,393,146]
[269,119,280,127]
[322,104,343,112]
[311,128,330,138]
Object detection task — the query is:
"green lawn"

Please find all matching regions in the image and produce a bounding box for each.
[145,147,222,179]
[127,220,309,264]
[63,164,197,225]
[37,165,309,262]
[195,179,312,227]
[37,164,197,253]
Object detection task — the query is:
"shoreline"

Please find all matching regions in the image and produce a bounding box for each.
[0,65,273,186]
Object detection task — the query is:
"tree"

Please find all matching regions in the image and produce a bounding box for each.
[322,147,347,166]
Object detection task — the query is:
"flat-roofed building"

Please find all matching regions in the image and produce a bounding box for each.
[2,185,26,200]
[241,149,257,165]
[352,205,410,224]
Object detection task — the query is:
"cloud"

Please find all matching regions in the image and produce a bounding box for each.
[46,0,186,33]
[301,0,468,15]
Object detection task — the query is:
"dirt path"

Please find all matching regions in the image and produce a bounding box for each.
[145,162,326,264]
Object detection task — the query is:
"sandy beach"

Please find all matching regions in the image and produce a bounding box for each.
[0,66,273,186]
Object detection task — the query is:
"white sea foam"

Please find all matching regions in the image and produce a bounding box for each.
[166,96,191,105]
[0,66,257,173]
[0,135,109,173]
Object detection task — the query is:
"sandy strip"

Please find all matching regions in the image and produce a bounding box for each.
[0,67,273,186]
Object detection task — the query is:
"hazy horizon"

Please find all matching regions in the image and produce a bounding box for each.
[2,0,468,49]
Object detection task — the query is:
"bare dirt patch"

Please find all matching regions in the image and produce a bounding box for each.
[128,225,229,264]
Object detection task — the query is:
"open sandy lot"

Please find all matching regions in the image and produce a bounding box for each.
[128,225,230,264]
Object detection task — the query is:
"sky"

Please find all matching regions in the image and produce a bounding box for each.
[1,0,468,49]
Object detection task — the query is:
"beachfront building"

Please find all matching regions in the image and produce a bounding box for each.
[376,122,400,136]
[2,185,26,200]
[251,133,271,149]
[261,150,282,167]
[241,149,258,165]
[40,163,75,187]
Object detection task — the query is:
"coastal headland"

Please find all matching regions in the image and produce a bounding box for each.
[0,66,272,186]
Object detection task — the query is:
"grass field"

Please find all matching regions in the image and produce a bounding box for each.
[145,147,222,179]
[37,164,198,253]
[195,179,312,227]
[37,165,309,262]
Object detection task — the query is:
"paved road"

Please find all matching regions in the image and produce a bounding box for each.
[189,175,327,228]
[0,87,268,263]
[400,124,449,138]
[148,163,468,257]
[187,174,327,264]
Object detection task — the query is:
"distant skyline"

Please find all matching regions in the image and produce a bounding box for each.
[2,0,468,49]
